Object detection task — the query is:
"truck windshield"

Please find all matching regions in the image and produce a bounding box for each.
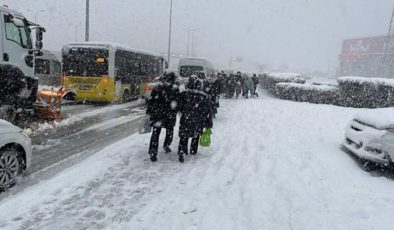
[179,65,203,78]
[63,48,109,77]
[4,16,32,49]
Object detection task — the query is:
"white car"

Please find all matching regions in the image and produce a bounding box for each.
[343,109,394,170]
[0,119,32,190]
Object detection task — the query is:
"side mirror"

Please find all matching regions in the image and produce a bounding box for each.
[35,27,45,50]
[36,40,43,50]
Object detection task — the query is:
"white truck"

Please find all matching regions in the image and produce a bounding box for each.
[0,5,45,123]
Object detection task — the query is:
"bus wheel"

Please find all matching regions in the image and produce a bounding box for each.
[0,105,16,123]
[122,90,130,103]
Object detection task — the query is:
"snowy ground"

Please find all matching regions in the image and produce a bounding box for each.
[1,91,394,230]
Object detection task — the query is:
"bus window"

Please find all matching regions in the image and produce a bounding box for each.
[63,48,109,77]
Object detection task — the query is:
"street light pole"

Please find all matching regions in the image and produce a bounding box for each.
[186,30,190,56]
[85,0,90,42]
[27,9,44,23]
[167,0,173,68]
[183,28,199,56]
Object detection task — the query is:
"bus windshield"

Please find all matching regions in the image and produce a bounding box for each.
[63,48,109,77]
[179,65,203,78]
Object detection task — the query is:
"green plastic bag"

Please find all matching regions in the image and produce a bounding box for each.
[200,128,212,147]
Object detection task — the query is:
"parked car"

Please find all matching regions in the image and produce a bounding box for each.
[142,76,186,99]
[0,119,32,190]
[342,109,394,170]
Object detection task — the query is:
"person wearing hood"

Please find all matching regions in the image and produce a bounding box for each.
[234,71,243,99]
[146,72,180,162]
[177,75,213,162]
[242,74,254,99]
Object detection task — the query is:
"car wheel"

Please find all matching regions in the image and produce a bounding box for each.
[361,160,380,172]
[0,148,22,191]
[122,90,130,103]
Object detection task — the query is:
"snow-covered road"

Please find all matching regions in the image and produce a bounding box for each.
[1,93,394,230]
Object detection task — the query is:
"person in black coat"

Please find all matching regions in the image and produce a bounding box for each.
[177,75,213,162]
[251,74,259,97]
[146,72,180,162]
[204,77,221,118]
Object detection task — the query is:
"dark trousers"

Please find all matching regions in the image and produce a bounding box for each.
[149,126,174,156]
[178,134,200,156]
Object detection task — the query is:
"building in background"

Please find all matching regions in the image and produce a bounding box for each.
[337,36,393,78]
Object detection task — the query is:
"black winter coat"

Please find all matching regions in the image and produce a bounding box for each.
[146,83,179,129]
[178,89,213,138]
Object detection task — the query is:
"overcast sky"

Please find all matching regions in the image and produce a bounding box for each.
[4,0,393,73]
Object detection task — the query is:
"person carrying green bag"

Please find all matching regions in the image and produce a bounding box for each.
[177,75,213,162]
[200,128,212,147]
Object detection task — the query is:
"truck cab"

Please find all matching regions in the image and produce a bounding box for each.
[0,6,45,123]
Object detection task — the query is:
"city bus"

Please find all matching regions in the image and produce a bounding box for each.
[62,42,165,103]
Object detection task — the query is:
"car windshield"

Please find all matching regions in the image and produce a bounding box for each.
[2,1,394,230]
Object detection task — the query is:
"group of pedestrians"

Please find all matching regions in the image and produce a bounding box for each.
[217,71,259,99]
[146,72,216,163]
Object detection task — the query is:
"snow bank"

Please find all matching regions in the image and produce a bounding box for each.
[262,75,394,108]
[260,72,306,95]
[338,76,394,108]
[276,82,339,105]
[25,100,144,135]
[338,76,394,87]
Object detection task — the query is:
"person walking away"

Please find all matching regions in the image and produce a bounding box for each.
[177,76,213,162]
[218,71,227,96]
[204,76,221,118]
[210,77,221,117]
[235,71,243,99]
[251,74,259,97]
[226,74,236,99]
[146,72,180,162]
[243,75,254,99]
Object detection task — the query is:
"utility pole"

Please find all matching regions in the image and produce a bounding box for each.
[85,0,90,42]
[167,0,173,68]
[183,28,199,56]
[26,9,44,23]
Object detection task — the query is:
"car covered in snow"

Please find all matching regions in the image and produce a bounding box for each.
[0,119,32,190]
[343,109,394,169]
[142,76,186,99]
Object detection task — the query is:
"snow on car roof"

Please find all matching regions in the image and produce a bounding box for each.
[64,42,163,58]
[354,108,394,129]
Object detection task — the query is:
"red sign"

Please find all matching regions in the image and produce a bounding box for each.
[341,36,387,60]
